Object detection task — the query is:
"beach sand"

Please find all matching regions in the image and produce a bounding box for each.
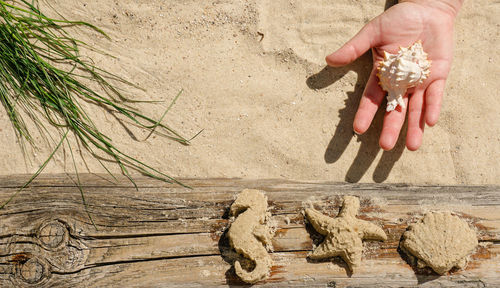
[0,0,498,185]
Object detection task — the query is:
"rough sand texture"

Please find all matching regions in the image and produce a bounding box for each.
[402,211,478,275]
[228,189,273,283]
[0,0,498,184]
[305,196,387,272]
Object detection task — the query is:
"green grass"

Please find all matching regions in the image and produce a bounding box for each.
[0,1,193,218]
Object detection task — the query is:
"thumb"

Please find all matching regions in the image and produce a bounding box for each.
[326,19,381,67]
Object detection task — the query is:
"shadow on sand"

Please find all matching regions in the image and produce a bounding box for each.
[306,52,406,183]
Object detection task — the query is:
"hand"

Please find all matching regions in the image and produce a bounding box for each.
[326,0,462,151]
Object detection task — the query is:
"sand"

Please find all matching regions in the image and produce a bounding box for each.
[0,0,498,185]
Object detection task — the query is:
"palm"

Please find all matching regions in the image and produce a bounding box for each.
[373,3,453,82]
[326,2,456,151]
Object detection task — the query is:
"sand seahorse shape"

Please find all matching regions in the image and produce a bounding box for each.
[228,189,273,284]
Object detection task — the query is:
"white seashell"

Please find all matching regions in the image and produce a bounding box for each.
[377,41,431,111]
[401,211,478,275]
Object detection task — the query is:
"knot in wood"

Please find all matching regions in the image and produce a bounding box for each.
[37,220,69,250]
[17,257,49,285]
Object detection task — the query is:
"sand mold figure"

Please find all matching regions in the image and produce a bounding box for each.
[304,196,387,272]
[227,189,274,283]
[401,211,478,275]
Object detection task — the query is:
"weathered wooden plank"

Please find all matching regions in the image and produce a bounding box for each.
[0,174,499,287]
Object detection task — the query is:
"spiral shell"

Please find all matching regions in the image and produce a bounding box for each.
[377,41,431,111]
[401,211,478,275]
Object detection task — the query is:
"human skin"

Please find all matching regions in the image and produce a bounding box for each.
[326,0,463,151]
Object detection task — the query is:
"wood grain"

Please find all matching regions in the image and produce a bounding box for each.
[0,174,499,287]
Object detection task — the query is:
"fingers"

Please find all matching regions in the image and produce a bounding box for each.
[379,97,408,151]
[326,19,381,67]
[353,67,386,134]
[406,89,426,151]
[425,79,446,126]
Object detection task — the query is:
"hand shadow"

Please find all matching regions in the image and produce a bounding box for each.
[307,51,405,183]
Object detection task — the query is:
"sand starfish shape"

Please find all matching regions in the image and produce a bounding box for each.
[304,196,387,272]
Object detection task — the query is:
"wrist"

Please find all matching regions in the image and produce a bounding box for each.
[399,0,463,18]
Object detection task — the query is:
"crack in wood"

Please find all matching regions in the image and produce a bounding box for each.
[77,231,210,240]
[50,253,222,275]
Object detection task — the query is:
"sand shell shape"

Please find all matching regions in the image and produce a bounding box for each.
[401,211,478,275]
[377,41,431,111]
